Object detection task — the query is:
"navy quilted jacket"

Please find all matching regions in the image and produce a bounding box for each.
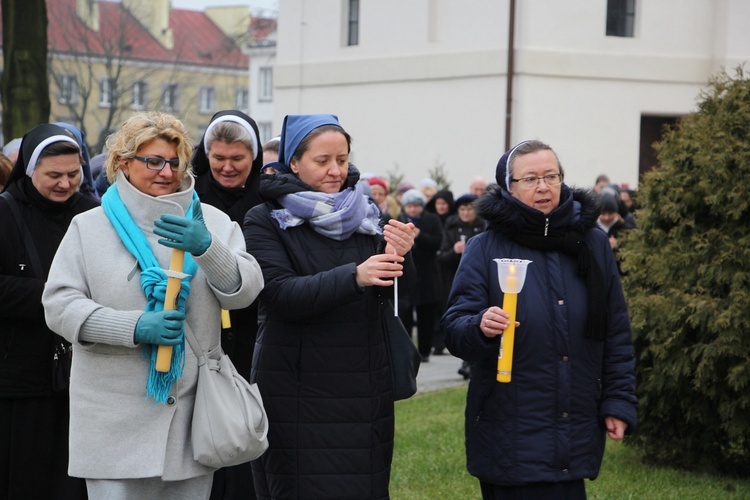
[442,186,637,485]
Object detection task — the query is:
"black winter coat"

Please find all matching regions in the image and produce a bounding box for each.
[442,186,637,486]
[398,210,442,306]
[0,179,98,397]
[243,171,394,499]
[436,214,486,308]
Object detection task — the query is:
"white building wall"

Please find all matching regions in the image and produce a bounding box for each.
[247,36,277,143]
[273,0,750,190]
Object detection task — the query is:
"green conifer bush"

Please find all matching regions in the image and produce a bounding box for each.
[620,68,750,475]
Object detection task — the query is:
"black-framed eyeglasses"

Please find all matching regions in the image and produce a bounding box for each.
[132,155,184,172]
[511,173,563,190]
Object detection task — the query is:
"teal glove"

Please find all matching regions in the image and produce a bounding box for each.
[154,202,212,255]
[134,310,185,346]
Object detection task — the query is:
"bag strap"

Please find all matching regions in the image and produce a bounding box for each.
[182,323,206,362]
[0,191,44,278]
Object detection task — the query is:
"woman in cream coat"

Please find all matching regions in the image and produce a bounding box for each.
[43,112,264,499]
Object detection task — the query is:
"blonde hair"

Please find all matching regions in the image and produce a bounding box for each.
[105,112,192,183]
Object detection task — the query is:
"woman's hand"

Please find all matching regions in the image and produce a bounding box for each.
[383,219,416,256]
[605,416,628,440]
[154,202,212,256]
[480,306,520,338]
[356,253,404,287]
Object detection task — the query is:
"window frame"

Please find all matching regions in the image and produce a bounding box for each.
[131,80,148,110]
[235,87,249,112]
[161,83,178,111]
[606,0,636,38]
[258,67,273,103]
[58,74,79,105]
[99,77,116,107]
[198,86,217,114]
[347,0,360,46]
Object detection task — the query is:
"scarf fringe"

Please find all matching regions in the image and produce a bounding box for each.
[145,345,186,403]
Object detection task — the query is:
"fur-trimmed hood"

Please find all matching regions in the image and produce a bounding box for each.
[476,184,600,237]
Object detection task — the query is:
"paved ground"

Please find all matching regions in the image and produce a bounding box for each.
[416,352,469,394]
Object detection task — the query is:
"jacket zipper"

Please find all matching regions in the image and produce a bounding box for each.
[544,218,550,236]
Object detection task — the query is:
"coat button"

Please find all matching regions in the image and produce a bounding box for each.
[558,299,564,305]
[227,332,235,341]
[562,356,569,362]
[167,396,176,406]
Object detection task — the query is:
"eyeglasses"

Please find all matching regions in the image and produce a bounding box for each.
[132,155,184,172]
[511,173,563,190]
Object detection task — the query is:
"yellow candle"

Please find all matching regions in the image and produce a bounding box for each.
[155,249,185,373]
[497,275,519,383]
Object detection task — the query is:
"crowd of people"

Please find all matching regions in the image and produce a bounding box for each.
[1,110,638,500]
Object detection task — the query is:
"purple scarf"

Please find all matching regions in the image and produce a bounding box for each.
[271,183,382,241]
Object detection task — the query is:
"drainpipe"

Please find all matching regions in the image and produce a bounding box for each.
[504,0,516,151]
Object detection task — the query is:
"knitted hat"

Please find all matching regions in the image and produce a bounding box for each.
[368,176,388,193]
[454,193,478,208]
[599,192,620,214]
[418,178,437,189]
[396,181,415,195]
[2,138,21,158]
[401,188,426,206]
[495,140,530,191]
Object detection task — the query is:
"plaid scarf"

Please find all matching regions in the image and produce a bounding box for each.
[271,183,382,241]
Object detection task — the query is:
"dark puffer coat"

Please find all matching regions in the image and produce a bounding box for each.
[243,170,394,499]
[442,186,637,486]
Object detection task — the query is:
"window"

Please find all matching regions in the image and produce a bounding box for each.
[258,67,273,102]
[606,0,636,37]
[258,122,272,143]
[99,78,117,107]
[59,74,79,104]
[131,80,148,109]
[235,88,249,112]
[347,0,359,46]
[162,83,178,111]
[199,86,216,114]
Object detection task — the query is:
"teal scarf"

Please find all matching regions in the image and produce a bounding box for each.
[102,183,199,403]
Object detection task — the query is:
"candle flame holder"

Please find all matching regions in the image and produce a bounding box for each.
[493,258,532,383]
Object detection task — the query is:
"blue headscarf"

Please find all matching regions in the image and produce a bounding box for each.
[264,114,342,174]
[54,122,98,200]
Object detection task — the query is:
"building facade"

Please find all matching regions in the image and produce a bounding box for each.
[272,0,750,190]
[1,0,251,153]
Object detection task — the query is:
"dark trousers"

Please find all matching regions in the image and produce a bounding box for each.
[210,461,256,500]
[480,479,586,500]
[399,302,439,358]
[0,396,87,500]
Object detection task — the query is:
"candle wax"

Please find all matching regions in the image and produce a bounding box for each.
[497,275,519,383]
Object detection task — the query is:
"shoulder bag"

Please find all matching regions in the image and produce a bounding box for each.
[380,297,421,401]
[183,322,269,468]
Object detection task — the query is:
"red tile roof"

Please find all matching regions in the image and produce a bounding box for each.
[3,0,248,69]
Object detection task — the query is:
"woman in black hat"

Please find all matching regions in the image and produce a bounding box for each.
[443,140,637,499]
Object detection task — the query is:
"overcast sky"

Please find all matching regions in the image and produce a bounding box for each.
[170,0,278,15]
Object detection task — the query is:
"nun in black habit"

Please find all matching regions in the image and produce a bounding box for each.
[191,110,264,500]
[0,123,98,499]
